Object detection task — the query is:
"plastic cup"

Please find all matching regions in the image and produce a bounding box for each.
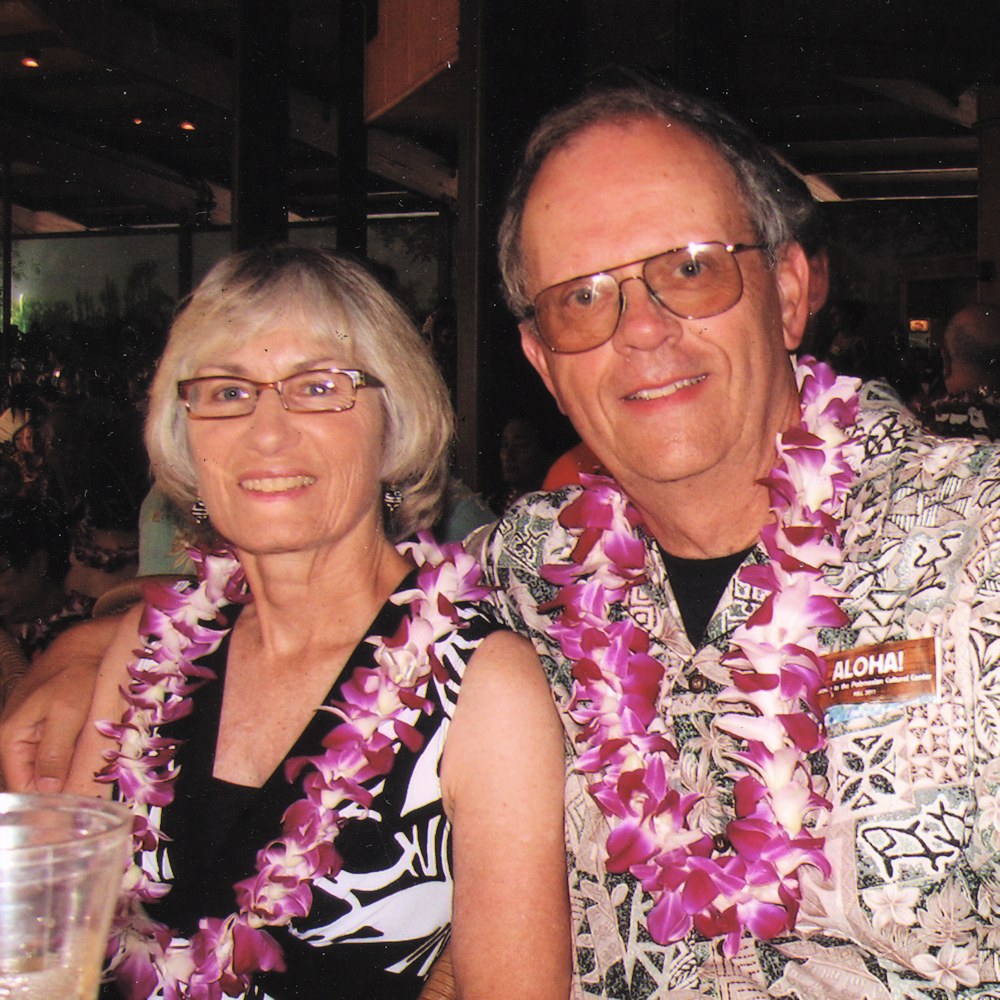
[0,793,131,1000]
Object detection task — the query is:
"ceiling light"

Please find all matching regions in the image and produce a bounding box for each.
[21,52,40,69]
[179,120,196,131]
[132,117,143,125]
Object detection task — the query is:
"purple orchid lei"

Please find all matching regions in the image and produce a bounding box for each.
[540,357,860,956]
[96,535,491,1000]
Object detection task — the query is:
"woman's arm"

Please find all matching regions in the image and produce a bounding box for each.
[64,605,145,796]
[441,630,572,999]
[0,614,119,792]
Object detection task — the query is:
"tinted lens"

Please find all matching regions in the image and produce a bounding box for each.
[645,244,744,319]
[534,274,621,353]
[182,377,256,417]
[283,370,357,412]
[531,244,753,353]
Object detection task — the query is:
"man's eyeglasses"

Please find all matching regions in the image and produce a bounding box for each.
[177,368,385,419]
[525,241,770,354]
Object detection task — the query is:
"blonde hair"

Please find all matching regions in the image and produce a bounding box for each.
[146,245,452,541]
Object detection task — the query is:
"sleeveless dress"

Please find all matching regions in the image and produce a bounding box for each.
[107,569,500,1000]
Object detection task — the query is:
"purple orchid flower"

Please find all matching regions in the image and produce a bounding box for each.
[539,356,859,954]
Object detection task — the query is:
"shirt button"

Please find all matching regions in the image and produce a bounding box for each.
[689,673,707,693]
[712,833,731,853]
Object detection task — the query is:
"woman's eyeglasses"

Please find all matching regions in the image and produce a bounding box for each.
[177,368,385,419]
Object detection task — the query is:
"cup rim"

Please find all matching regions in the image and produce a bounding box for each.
[0,792,131,858]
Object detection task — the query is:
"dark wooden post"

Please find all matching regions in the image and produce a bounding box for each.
[232,0,290,250]
[1,151,11,373]
[453,0,585,493]
[978,86,1000,304]
[336,0,368,259]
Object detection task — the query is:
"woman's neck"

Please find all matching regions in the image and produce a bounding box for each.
[233,531,410,660]
[214,530,412,786]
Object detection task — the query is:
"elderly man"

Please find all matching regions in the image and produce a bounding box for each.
[480,87,1000,998]
[5,86,1000,1000]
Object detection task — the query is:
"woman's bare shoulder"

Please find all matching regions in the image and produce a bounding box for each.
[63,603,147,796]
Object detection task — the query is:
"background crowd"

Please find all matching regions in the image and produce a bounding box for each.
[0,363,147,691]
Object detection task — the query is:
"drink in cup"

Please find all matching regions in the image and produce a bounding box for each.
[0,793,131,1000]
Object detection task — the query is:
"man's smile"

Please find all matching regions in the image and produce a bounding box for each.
[624,373,707,401]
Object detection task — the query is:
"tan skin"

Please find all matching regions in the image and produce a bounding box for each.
[518,116,811,559]
[0,613,116,792]
[61,328,571,999]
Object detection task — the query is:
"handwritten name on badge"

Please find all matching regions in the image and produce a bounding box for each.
[820,636,939,711]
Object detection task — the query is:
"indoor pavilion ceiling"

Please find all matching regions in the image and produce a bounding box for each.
[0,0,996,234]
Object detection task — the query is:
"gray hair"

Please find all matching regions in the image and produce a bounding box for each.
[145,245,452,542]
[498,85,817,319]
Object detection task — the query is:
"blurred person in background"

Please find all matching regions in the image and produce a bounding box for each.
[0,497,94,665]
[913,303,1000,438]
[490,415,554,513]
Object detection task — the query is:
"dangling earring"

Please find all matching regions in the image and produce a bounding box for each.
[191,498,210,524]
[383,485,403,512]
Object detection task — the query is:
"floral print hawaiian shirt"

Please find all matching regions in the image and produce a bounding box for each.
[483,381,1000,1000]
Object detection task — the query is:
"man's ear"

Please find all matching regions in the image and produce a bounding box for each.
[519,322,564,413]
[775,242,811,352]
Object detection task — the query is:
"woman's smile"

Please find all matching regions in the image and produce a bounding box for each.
[239,474,317,493]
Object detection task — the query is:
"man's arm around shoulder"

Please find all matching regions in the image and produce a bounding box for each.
[0,614,119,792]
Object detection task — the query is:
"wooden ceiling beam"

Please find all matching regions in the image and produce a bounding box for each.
[782,135,977,157]
[0,30,60,53]
[0,109,208,222]
[25,0,457,203]
[841,78,978,128]
[9,202,85,234]
[787,150,978,178]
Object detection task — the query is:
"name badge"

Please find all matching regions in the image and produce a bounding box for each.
[819,636,939,711]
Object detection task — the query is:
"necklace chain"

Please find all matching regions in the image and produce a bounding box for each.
[98,537,490,1000]
[541,357,861,953]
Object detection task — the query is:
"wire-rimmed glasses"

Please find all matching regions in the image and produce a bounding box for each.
[177,368,385,419]
[525,241,770,354]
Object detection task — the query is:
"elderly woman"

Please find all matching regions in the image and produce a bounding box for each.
[66,246,570,1000]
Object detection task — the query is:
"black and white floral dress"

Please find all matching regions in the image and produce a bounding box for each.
[109,569,499,1000]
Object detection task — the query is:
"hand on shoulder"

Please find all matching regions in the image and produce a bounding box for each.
[0,612,124,793]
